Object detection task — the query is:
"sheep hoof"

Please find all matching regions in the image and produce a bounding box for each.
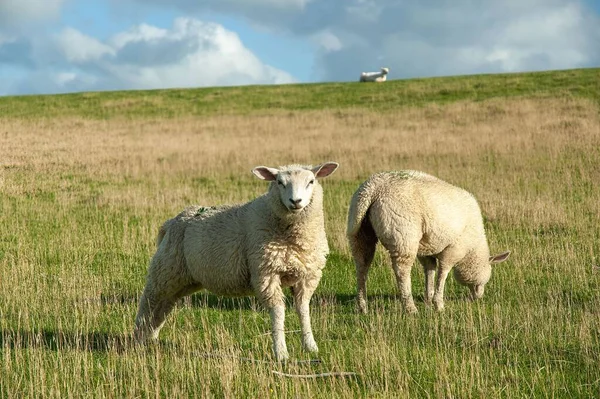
[357,303,368,314]
[274,351,290,362]
[133,328,155,344]
[405,304,418,314]
[274,343,290,362]
[303,341,319,353]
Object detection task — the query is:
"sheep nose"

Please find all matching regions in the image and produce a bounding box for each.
[289,198,302,208]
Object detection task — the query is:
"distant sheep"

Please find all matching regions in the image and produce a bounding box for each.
[134,162,339,361]
[359,67,390,82]
[347,170,510,314]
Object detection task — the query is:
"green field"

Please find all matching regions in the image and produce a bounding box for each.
[1,68,599,398]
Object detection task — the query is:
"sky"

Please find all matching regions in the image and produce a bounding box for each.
[0,0,599,96]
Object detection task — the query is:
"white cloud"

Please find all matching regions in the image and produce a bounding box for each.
[315,0,600,81]
[110,24,170,49]
[312,30,342,52]
[121,0,316,34]
[404,2,592,75]
[0,0,66,31]
[2,0,599,95]
[131,0,312,12]
[0,34,15,46]
[56,28,115,63]
[483,3,589,71]
[54,72,77,86]
[102,19,295,89]
[2,17,296,95]
[124,0,600,81]
[345,0,383,24]
[217,0,311,9]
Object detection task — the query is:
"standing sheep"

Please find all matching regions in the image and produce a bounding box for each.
[359,67,390,82]
[347,170,510,314]
[134,162,339,361]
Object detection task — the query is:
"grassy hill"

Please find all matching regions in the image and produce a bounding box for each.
[1,68,599,398]
[1,68,598,119]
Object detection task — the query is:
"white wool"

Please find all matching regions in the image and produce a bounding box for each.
[347,170,510,314]
[134,162,339,361]
[359,67,389,82]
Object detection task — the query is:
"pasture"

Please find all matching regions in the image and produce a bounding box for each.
[1,68,599,397]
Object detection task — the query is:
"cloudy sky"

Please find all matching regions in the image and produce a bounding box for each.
[1,0,599,96]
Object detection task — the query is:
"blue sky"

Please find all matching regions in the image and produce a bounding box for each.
[1,0,599,96]
[63,0,315,78]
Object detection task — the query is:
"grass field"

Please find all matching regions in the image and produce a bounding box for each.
[1,68,599,398]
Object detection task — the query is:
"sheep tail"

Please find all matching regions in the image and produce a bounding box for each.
[346,180,378,239]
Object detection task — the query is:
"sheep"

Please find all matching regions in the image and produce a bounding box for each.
[359,67,390,82]
[346,170,510,314]
[134,162,339,361]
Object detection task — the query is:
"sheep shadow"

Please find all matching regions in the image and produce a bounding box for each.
[96,291,259,311]
[97,290,469,313]
[0,328,134,353]
[186,293,260,311]
[315,291,470,308]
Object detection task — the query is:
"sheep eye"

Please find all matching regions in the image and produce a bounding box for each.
[277,180,284,186]
[307,179,314,188]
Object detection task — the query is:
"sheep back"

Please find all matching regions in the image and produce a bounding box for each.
[160,186,329,298]
[348,171,488,258]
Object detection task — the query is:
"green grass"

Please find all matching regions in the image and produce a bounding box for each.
[1,68,600,398]
[0,68,598,119]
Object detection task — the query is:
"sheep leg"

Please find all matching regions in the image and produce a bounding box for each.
[134,280,202,343]
[291,278,320,353]
[418,256,437,305]
[433,246,464,311]
[134,255,198,343]
[255,274,289,361]
[390,252,418,314]
[432,263,452,311]
[269,304,288,361]
[350,224,377,314]
[134,284,178,342]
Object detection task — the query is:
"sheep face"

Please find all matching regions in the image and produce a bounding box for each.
[252,162,339,213]
[457,250,510,300]
[469,275,490,300]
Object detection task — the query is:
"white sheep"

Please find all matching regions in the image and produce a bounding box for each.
[134,162,339,361]
[359,67,390,82]
[347,170,510,314]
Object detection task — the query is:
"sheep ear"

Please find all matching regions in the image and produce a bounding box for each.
[489,251,510,264]
[312,162,339,179]
[252,166,278,181]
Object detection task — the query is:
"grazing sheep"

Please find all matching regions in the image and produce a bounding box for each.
[359,67,390,82]
[134,162,339,361]
[347,170,510,314]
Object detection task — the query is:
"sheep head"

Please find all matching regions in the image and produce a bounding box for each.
[252,162,339,213]
[463,250,511,299]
